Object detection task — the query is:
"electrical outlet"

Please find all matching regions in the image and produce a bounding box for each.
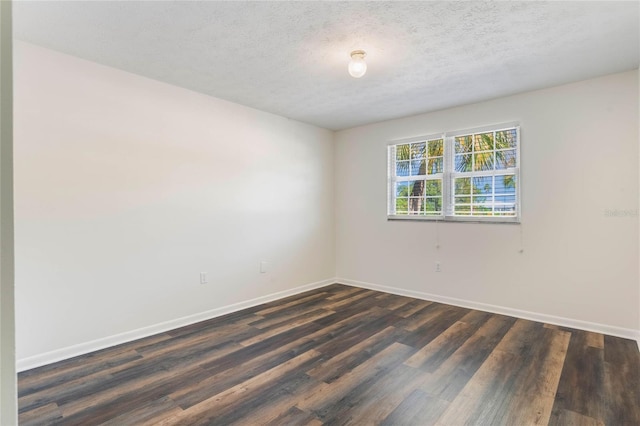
[435,261,441,272]
[200,272,208,284]
[260,261,269,273]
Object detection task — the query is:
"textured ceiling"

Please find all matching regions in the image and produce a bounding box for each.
[13,1,640,130]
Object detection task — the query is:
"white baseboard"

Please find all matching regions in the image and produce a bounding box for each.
[337,277,640,348]
[17,278,335,372]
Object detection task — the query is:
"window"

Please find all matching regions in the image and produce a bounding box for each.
[388,124,520,222]
[389,138,444,216]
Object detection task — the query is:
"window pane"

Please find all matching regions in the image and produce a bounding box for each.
[427,158,443,174]
[495,195,516,203]
[425,180,442,196]
[411,159,425,175]
[455,136,472,153]
[474,132,494,151]
[428,139,443,157]
[395,182,408,197]
[495,205,516,215]
[472,196,490,204]
[396,160,410,176]
[395,198,408,214]
[455,196,470,204]
[455,177,471,195]
[455,205,471,215]
[425,198,442,214]
[496,149,516,169]
[473,152,494,171]
[495,129,517,149]
[408,180,425,196]
[472,176,492,194]
[495,175,516,194]
[411,142,426,160]
[471,206,493,216]
[396,144,410,160]
[455,154,472,172]
[408,197,424,214]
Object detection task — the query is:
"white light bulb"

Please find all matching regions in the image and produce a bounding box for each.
[348,50,367,78]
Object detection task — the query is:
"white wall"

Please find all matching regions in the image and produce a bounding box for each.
[14,41,335,365]
[335,70,639,335]
[0,1,17,423]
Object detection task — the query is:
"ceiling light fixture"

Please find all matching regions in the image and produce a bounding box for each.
[348,50,367,78]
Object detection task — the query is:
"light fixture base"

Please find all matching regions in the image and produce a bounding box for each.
[348,49,368,78]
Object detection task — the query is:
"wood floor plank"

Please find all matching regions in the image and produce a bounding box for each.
[433,347,519,425]
[134,322,248,358]
[198,306,374,377]
[307,326,397,383]
[18,332,173,382]
[17,284,640,425]
[405,320,470,368]
[398,304,470,349]
[254,288,334,313]
[382,389,449,426]
[170,305,379,410]
[250,300,332,329]
[376,293,414,310]
[496,318,546,356]
[254,291,329,316]
[262,406,323,426]
[556,409,605,426]
[549,329,607,425]
[19,337,236,414]
[54,339,239,420]
[322,289,378,310]
[150,315,262,353]
[248,306,333,335]
[603,335,640,425]
[433,319,545,425]
[18,349,143,398]
[156,349,323,425]
[399,302,450,331]
[404,310,491,372]
[17,402,63,426]
[501,328,571,425]
[311,292,388,327]
[239,308,335,346]
[205,371,321,425]
[100,396,183,426]
[163,312,260,339]
[585,331,605,349]
[393,298,433,318]
[325,285,366,300]
[295,342,415,414]
[17,333,170,397]
[169,331,320,409]
[324,364,431,425]
[312,310,402,358]
[59,366,207,425]
[228,374,322,425]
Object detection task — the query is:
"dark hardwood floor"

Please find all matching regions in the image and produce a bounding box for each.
[18,284,640,425]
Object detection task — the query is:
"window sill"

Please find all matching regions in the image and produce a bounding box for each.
[387,215,520,224]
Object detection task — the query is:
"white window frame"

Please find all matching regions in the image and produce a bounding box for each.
[387,122,520,223]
